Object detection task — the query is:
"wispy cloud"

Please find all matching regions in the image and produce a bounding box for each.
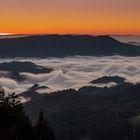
[0,55,140,94]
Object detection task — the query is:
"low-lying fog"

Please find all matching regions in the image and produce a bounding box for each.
[0,55,140,94]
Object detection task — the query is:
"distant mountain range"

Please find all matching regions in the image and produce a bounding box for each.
[0,35,140,57]
[21,76,132,102]
[0,61,53,74]
[128,41,140,46]
[0,61,53,82]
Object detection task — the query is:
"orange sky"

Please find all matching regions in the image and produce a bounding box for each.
[0,0,140,35]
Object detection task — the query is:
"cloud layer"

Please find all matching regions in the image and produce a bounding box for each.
[0,55,140,94]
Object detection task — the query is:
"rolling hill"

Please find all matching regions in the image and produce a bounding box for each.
[0,35,139,57]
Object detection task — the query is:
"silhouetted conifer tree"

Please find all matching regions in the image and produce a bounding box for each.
[0,89,33,140]
[35,110,55,140]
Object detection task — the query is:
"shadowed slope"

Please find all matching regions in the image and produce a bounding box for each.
[0,35,139,57]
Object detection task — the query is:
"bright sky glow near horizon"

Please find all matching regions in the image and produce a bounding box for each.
[0,0,140,35]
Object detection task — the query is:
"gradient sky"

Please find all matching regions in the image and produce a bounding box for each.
[0,0,140,35]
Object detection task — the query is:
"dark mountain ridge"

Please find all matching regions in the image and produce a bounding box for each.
[0,61,53,82]
[0,35,139,57]
[25,84,140,140]
[90,75,126,84]
[0,61,53,74]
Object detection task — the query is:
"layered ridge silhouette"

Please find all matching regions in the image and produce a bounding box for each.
[0,35,140,57]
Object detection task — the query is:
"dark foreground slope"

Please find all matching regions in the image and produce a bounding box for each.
[25,84,140,140]
[0,35,140,57]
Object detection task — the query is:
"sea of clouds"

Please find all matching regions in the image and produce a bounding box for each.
[0,55,140,94]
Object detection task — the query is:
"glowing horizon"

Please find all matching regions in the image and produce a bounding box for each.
[0,33,14,35]
[1,0,140,35]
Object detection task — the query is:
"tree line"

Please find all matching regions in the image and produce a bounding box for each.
[0,89,55,140]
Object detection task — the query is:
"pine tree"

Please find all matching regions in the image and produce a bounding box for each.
[0,89,34,140]
[35,110,55,140]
